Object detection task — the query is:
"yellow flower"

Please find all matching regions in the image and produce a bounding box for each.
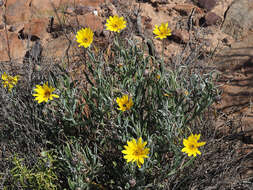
[184,90,189,96]
[105,15,127,33]
[153,23,171,39]
[122,137,150,168]
[116,94,133,111]
[181,134,206,157]
[32,82,59,103]
[156,74,161,80]
[76,27,94,48]
[1,72,19,91]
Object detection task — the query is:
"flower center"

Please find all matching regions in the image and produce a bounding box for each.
[113,23,118,28]
[133,148,143,156]
[161,30,167,36]
[189,143,196,150]
[7,76,15,83]
[123,104,127,107]
[82,37,88,43]
[44,90,51,98]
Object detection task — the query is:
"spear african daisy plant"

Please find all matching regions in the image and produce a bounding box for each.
[1,72,19,91]
[32,82,59,103]
[122,137,150,168]
[153,22,171,40]
[105,15,127,33]
[76,27,94,48]
[181,134,206,157]
[116,94,133,112]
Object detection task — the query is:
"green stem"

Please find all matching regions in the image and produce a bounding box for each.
[161,39,165,75]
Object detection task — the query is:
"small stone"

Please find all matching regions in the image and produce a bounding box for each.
[170,29,189,44]
[198,0,216,11]
[204,12,222,26]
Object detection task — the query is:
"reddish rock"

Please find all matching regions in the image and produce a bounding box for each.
[198,0,216,11]
[0,31,25,62]
[30,0,105,20]
[204,12,222,26]
[83,13,103,34]
[31,0,62,13]
[23,18,49,40]
[150,0,168,3]
[5,0,31,25]
[41,34,76,60]
[74,0,106,7]
[0,7,3,25]
[69,13,104,34]
[173,4,203,16]
[65,5,96,16]
[170,29,189,44]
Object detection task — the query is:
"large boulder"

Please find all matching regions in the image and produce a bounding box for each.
[222,0,253,40]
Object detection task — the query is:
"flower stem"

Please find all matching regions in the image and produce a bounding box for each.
[160,39,165,75]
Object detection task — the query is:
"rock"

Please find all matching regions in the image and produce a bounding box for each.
[75,0,106,7]
[173,4,203,16]
[5,0,31,25]
[0,0,107,62]
[222,0,253,40]
[30,0,62,14]
[200,12,222,26]
[9,0,106,24]
[83,13,104,35]
[69,13,104,35]
[205,12,222,26]
[214,34,253,142]
[65,5,96,16]
[150,0,168,3]
[41,34,75,60]
[198,0,216,11]
[170,29,189,44]
[23,18,49,40]
[0,31,25,62]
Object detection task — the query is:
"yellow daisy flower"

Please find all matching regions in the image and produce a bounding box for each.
[32,82,59,103]
[116,94,133,111]
[181,134,206,157]
[122,137,150,168]
[156,74,161,80]
[1,72,19,91]
[105,15,127,33]
[184,90,189,96]
[76,27,94,48]
[153,23,171,39]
